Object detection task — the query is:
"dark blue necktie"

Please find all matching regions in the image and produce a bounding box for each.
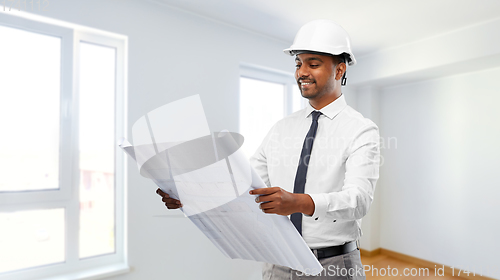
[291,110,322,235]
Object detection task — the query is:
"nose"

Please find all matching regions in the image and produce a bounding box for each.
[296,66,310,80]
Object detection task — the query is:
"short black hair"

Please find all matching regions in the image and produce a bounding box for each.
[332,54,346,65]
[293,50,346,65]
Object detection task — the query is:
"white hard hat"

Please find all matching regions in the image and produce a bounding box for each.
[284,19,356,66]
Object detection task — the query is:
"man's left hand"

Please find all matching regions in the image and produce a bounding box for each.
[249,187,314,216]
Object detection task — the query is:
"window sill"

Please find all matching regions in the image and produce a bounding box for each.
[41,263,130,280]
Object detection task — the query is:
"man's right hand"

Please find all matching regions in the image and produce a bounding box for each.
[156,188,183,209]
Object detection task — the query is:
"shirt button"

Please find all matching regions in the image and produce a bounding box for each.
[333,220,337,222]
[315,217,318,221]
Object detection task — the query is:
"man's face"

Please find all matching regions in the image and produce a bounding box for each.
[295,53,337,101]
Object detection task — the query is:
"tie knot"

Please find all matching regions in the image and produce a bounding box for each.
[311,111,322,121]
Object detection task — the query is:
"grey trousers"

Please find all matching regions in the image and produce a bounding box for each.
[262,249,366,280]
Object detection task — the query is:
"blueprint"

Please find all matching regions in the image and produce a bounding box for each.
[120,95,322,274]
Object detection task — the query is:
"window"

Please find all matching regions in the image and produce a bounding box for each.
[239,64,304,157]
[0,12,127,280]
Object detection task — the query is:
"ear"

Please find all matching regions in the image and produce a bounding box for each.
[335,63,346,81]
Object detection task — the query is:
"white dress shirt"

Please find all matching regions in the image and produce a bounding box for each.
[250,94,380,249]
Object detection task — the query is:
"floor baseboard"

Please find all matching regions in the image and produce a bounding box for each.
[360,248,497,280]
[359,248,381,258]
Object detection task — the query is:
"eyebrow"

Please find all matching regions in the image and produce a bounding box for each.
[295,57,324,63]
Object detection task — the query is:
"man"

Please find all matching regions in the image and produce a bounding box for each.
[248,19,379,279]
[157,19,379,279]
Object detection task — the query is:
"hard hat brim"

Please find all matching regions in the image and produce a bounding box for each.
[283,48,357,66]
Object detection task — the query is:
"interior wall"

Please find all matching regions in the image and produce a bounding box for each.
[354,86,381,252]
[26,0,295,279]
[348,15,500,279]
[378,68,500,279]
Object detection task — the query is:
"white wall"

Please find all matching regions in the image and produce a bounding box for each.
[354,86,381,252]
[379,68,500,278]
[351,15,500,280]
[27,1,294,279]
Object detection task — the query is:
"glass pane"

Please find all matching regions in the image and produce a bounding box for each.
[78,42,116,258]
[0,209,65,273]
[0,25,61,192]
[239,77,285,158]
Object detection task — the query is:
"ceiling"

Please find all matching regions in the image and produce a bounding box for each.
[150,0,500,57]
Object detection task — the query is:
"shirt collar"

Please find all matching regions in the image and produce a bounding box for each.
[304,94,347,120]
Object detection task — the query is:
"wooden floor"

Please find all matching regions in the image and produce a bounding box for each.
[361,254,468,280]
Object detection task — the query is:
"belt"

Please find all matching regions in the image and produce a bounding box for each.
[312,241,358,259]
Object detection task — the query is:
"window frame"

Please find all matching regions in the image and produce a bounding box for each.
[0,11,128,280]
[238,63,305,158]
[239,63,304,118]
[0,13,74,204]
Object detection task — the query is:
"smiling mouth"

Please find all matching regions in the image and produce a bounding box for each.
[299,81,315,88]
